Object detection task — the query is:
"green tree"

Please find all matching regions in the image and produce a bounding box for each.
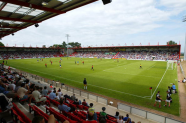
[0,42,5,47]
[42,45,46,48]
[62,41,67,48]
[167,40,177,45]
[68,42,81,48]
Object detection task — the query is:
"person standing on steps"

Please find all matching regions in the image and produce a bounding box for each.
[83,78,87,90]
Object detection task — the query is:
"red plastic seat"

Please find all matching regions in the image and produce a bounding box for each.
[82,121,98,123]
[83,106,89,111]
[11,103,32,123]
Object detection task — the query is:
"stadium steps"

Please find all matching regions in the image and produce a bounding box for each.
[113,52,120,59]
[14,102,34,120]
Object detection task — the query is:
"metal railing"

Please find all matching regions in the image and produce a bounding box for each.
[180,63,185,78]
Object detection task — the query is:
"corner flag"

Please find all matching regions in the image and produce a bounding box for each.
[149,87,152,89]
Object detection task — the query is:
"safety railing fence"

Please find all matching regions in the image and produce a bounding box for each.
[12,68,185,123]
[117,103,184,123]
[180,64,185,78]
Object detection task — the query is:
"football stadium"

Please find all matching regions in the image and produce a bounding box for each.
[0,0,186,123]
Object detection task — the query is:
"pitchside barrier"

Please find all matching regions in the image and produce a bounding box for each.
[180,63,185,78]
[117,103,184,123]
[9,67,184,123]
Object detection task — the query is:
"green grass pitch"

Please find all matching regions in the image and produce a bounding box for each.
[1,57,179,115]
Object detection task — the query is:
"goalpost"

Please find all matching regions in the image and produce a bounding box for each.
[167,60,176,70]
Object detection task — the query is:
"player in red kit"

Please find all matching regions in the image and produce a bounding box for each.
[91,65,94,71]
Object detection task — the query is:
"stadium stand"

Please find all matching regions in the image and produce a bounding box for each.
[0,51,62,59]
[71,51,179,60]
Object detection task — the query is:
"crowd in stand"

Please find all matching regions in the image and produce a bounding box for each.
[72,52,114,58]
[0,51,62,59]
[0,64,143,123]
[71,51,179,60]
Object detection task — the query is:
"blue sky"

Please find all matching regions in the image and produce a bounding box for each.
[2,0,186,52]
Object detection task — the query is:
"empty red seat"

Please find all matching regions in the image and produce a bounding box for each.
[11,103,32,123]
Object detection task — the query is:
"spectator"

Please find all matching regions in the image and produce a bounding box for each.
[56,93,60,100]
[15,82,21,93]
[115,111,120,119]
[99,116,106,123]
[25,80,30,90]
[58,100,75,112]
[49,90,57,100]
[85,112,98,123]
[87,103,97,121]
[73,99,79,105]
[8,81,16,91]
[17,83,33,104]
[71,94,76,101]
[58,88,62,98]
[32,86,47,104]
[0,81,17,98]
[123,114,131,123]
[64,97,70,104]
[117,116,123,123]
[29,84,35,94]
[42,86,48,96]
[50,84,53,89]
[32,116,45,123]
[64,94,70,99]
[100,107,107,119]
[52,80,54,85]
[82,99,89,106]
[125,118,131,123]
[0,93,13,112]
[182,78,186,83]
[39,87,43,94]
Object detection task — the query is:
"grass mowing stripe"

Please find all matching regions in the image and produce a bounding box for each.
[104,70,161,79]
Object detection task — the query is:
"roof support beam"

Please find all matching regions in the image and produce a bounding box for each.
[0,31,15,33]
[63,0,98,12]
[0,2,7,11]
[0,16,40,23]
[0,26,25,29]
[1,0,65,14]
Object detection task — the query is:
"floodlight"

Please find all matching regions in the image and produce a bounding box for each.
[42,0,51,6]
[35,23,39,27]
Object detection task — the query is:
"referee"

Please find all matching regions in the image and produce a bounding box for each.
[83,78,87,90]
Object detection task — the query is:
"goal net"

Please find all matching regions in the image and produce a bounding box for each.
[167,60,175,70]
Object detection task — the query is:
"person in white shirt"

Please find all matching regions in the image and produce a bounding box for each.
[32,86,47,103]
[57,88,63,99]
[17,83,33,104]
[8,81,16,91]
[117,116,123,123]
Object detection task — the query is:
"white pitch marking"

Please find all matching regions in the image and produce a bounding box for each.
[147,65,155,70]
[150,69,168,99]
[14,65,151,99]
